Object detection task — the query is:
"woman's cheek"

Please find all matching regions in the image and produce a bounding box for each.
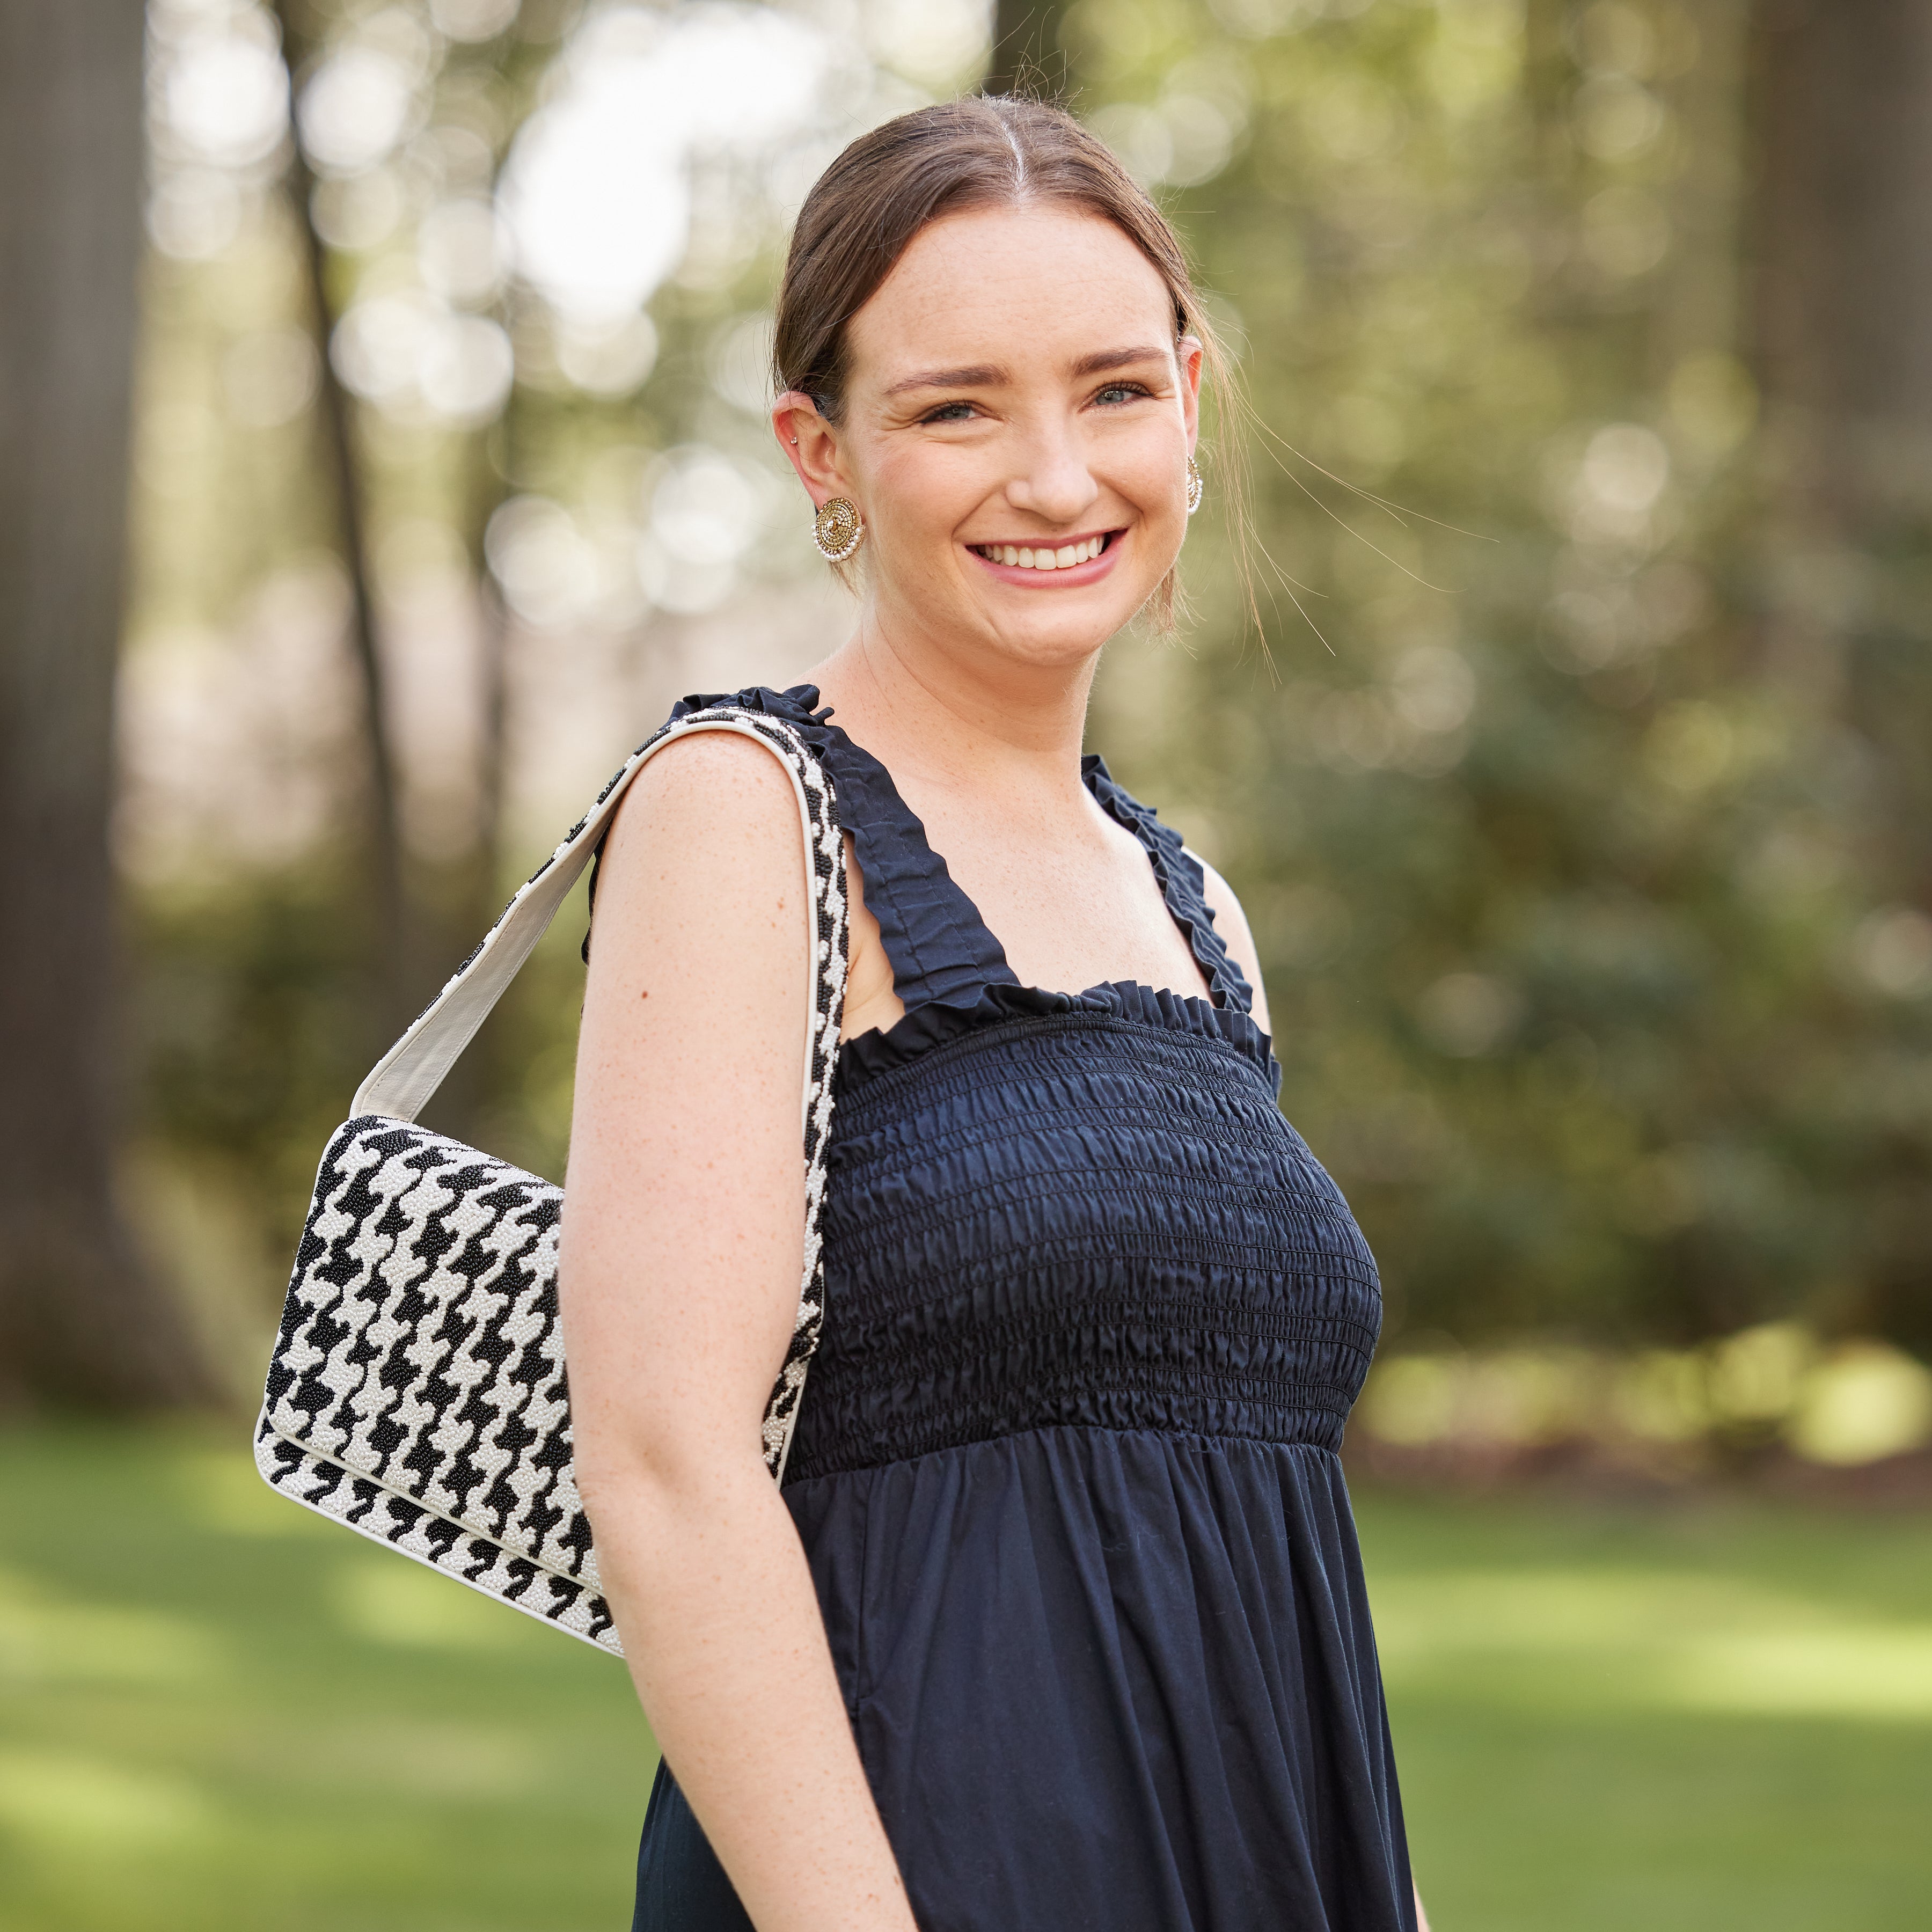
[1110,431,1182,515]
[872,447,975,548]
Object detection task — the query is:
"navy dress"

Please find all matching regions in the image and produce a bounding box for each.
[632,686,1415,1932]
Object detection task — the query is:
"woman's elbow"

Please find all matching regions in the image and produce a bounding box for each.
[571,1398,765,1536]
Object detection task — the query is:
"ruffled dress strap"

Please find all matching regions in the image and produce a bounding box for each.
[667,684,1022,1019]
[1081,753,1257,1015]
[632,687,1276,1091]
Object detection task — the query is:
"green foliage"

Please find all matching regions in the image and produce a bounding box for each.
[5,1423,1930,1928]
[137,867,376,1236]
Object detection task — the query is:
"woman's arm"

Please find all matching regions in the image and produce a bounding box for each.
[560,733,916,1932]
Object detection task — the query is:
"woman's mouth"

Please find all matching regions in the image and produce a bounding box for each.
[967,530,1118,575]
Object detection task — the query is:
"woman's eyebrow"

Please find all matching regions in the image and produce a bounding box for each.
[885,363,1007,397]
[1070,345,1169,376]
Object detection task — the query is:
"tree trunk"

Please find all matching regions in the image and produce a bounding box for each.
[1750,0,1932,1351]
[1751,0,1932,665]
[0,1,214,1407]
[986,1,1068,99]
[273,0,414,1039]
[421,429,513,1142]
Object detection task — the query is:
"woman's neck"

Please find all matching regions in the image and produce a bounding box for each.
[808,608,1099,804]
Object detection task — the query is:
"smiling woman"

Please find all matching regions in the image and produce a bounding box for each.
[770,99,1242,636]
[559,94,1424,1932]
[782,194,1202,681]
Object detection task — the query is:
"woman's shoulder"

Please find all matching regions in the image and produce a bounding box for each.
[617,679,835,831]
[1081,751,1271,1026]
[1188,852,1269,1029]
[583,721,813,958]
[1189,853,1258,950]
[619,722,807,840]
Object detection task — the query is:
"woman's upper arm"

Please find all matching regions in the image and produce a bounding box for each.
[1192,854,1271,1034]
[560,730,811,1492]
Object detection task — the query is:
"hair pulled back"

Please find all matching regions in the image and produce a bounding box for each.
[774,96,1241,626]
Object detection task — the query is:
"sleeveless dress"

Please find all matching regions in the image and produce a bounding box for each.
[631,685,1415,1932]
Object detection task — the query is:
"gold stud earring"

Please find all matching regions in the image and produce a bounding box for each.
[1186,456,1204,516]
[813,497,865,562]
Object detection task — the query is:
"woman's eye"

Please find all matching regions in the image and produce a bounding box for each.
[1094,382,1152,406]
[923,400,976,423]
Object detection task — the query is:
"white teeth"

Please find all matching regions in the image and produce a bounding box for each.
[979,536,1109,569]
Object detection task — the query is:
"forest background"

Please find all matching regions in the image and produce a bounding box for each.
[4,3,1932,1928]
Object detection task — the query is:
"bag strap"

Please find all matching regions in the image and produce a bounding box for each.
[352,707,843,1125]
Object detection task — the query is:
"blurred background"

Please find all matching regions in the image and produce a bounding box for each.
[2,0,1929,1925]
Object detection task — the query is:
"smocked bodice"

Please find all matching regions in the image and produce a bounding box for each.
[793,1005,1382,1479]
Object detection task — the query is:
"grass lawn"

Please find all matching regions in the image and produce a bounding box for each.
[1364,1487,1932,1930]
[2,1423,1927,1930]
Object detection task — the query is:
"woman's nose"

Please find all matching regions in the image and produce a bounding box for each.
[1004,433,1101,527]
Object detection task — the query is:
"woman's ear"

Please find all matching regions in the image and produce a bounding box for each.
[773,391,850,504]
[1176,336,1205,453]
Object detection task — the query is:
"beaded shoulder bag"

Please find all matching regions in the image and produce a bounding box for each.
[253,705,848,1656]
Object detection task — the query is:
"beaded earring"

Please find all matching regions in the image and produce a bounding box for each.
[813,497,865,562]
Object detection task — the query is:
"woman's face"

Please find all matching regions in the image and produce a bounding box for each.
[777,203,1202,678]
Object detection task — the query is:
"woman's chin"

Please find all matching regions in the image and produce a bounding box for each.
[956,565,1165,662]
[973,590,1146,664]
[875,553,1166,667]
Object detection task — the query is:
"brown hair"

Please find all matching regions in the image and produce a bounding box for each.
[773,95,1243,629]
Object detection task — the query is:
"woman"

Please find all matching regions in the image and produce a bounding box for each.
[561,96,1424,1932]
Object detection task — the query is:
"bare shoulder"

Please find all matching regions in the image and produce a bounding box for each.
[627,725,801,819]
[582,727,811,985]
[597,730,804,891]
[1188,852,1270,1032]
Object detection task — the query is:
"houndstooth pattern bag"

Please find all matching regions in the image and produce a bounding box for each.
[253,705,849,1657]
